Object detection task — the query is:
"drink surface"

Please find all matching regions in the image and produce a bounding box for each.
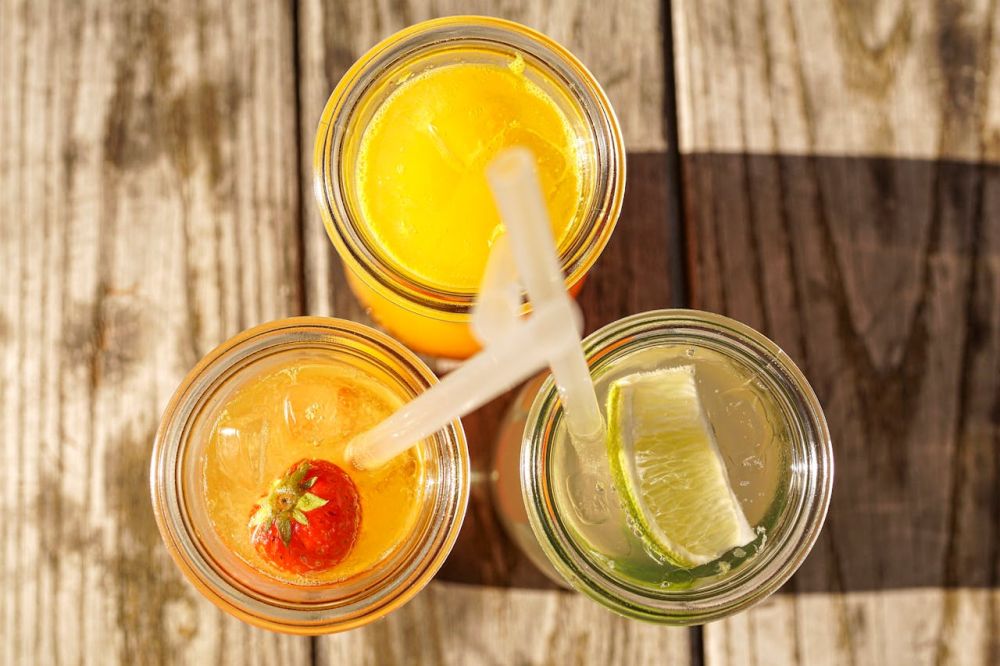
[550,343,789,588]
[355,53,585,291]
[203,357,424,585]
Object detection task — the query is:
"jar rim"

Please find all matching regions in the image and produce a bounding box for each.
[312,16,625,319]
[521,309,834,624]
[150,317,469,633]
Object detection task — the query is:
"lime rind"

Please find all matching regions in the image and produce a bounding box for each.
[606,365,755,568]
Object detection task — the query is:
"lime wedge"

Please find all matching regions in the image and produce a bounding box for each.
[606,365,755,567]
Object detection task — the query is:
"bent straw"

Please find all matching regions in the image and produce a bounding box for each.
[485,147,605,443]
[470,233,521,346]
[345,302,579,469]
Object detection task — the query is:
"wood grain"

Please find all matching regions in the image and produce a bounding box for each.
[319,581,691,666]
[0,1,309,663]
[672,0,1000,664]
[10,0,995,664]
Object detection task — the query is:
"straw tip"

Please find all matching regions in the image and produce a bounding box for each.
[344,437,378,471]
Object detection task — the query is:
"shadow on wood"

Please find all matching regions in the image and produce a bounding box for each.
[683,152,999,594]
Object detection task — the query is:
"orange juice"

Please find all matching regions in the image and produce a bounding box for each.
[203,358,424,584]
[355,55,583,291]
[315,17,625,359]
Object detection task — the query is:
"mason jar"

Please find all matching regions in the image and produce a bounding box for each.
[313,16,625,359]
[150,317,469,633]
[511,310,833,624]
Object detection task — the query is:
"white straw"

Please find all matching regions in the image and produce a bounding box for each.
[486,148,605,443]
[470,234,521,346]
[345,302,578,469]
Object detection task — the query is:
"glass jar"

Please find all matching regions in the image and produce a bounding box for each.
[490,373,569,588]
[519,310,833,624]
[313,16,625,359]
[150,317,469,633]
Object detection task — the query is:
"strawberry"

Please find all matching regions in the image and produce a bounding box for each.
[248,459,361,574]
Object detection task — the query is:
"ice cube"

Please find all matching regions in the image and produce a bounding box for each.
[556,439,633,558]
[213,413,270,488]
[565,470,610,525]
[282,380,360,445]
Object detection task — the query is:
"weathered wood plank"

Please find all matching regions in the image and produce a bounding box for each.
[672,0,1000,664]
[298,1,687,663]
[0,1,309,664]
[319,581,692,666]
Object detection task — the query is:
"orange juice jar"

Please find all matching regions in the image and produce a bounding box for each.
[150,318,468,633]
[314,16,625,358]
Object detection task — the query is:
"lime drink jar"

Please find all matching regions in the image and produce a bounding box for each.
[514,310,833,624]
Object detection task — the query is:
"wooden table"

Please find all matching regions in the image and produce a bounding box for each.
[2,1,998,664]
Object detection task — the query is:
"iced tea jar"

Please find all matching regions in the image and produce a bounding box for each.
[151,318,469,633]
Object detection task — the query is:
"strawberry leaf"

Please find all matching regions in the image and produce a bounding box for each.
[304,476,317,489]
[296,492,328,513]
[288,461,312,489]
[277,516,292,546]
[292,509,309,526]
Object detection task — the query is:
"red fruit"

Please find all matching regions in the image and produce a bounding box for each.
[248,459,361,574]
